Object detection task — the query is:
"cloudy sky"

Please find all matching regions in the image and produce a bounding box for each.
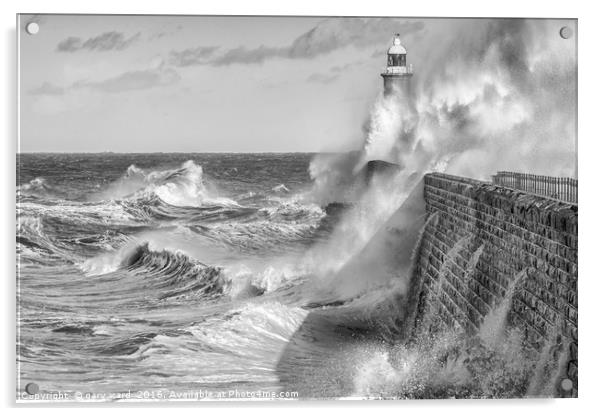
[19,14,427,152]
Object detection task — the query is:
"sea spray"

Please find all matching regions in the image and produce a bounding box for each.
[353,324,536,398]
[354,91,415,173]
[526,331,569,397]
[463,243,484,283]
[93,160,237,207]
[420,236,471,334]
[479,268,527,349]
[400,211,439,339]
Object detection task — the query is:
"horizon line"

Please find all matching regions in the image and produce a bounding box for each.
[16,150,352,154]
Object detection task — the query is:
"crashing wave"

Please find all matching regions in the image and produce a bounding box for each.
[18,177,64,199]
[16,215,62,261]
[118,193,257,225]
[82,240,226,301]
[222,262,308,299]
[95,160,238,208]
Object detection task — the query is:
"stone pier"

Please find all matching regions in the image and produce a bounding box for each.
[408,172,578,396]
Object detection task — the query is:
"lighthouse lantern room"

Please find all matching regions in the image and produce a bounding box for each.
[381,34,413,95]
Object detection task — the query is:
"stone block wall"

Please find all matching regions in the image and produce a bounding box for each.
[408,172,578,396]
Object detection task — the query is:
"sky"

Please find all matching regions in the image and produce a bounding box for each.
[18,14,427,153]
[18,15,576,164]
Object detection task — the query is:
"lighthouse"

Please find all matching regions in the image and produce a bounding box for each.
[381,34,413,96]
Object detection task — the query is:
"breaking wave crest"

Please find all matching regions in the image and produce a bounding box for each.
[17,215,63,262]
[18,177,64,199]
[82,240,226,302]
[96,160,238,207]
[123,243,226,300]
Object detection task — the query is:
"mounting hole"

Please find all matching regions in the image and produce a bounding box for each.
[559,26,573,39]
[25,382,39,395]
[25,22,39,35]
[560,378,573,391]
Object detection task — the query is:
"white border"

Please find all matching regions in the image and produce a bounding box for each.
[3,1,601,415]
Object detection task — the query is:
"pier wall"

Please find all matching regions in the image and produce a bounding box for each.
[408,173,578,396]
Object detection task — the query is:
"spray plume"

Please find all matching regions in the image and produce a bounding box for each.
[305,18,576,298]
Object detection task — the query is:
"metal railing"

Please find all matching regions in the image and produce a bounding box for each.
[491,171,578,204]
[382,64,413,75]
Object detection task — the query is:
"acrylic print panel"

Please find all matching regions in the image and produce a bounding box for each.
[17,14,578,402]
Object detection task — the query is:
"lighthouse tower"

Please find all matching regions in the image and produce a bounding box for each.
[381,34,413,96]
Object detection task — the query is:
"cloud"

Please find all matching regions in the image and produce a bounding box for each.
[56,37,82,52]
[169,46,219,67]
[30,67,180,96]
[307,72,339,84]
[57,31,141,52]
[211,45,287,66]
[286,18,421,58]
[78,68,180,93]
[182,18,424,66]
[29,82,65,96]
[149,24,183,41]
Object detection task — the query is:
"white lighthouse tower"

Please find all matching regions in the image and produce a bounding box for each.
[381,34,413,96]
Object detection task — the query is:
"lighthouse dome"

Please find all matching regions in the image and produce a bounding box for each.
[388,35,406,55]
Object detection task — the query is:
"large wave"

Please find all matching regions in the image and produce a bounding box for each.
[80,230,311,302]
[94,160,238,208]
[81,239,227,302]
[18,177,64,199]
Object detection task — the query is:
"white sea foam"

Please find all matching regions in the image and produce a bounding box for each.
[95,160,238,207]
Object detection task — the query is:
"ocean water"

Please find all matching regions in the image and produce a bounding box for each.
[16,153,558,401]
[16,153,383,400]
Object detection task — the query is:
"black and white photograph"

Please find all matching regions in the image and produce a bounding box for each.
[16,13,577,402]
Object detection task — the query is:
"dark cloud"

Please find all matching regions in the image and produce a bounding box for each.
[307,72,339,84]
[57,31,141,52]
[169,46,219,67]
[30,68,180,95]
[201,18,425,66]
[56,37,82,52]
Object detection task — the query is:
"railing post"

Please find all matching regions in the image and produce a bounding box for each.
[543,175,546,195]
